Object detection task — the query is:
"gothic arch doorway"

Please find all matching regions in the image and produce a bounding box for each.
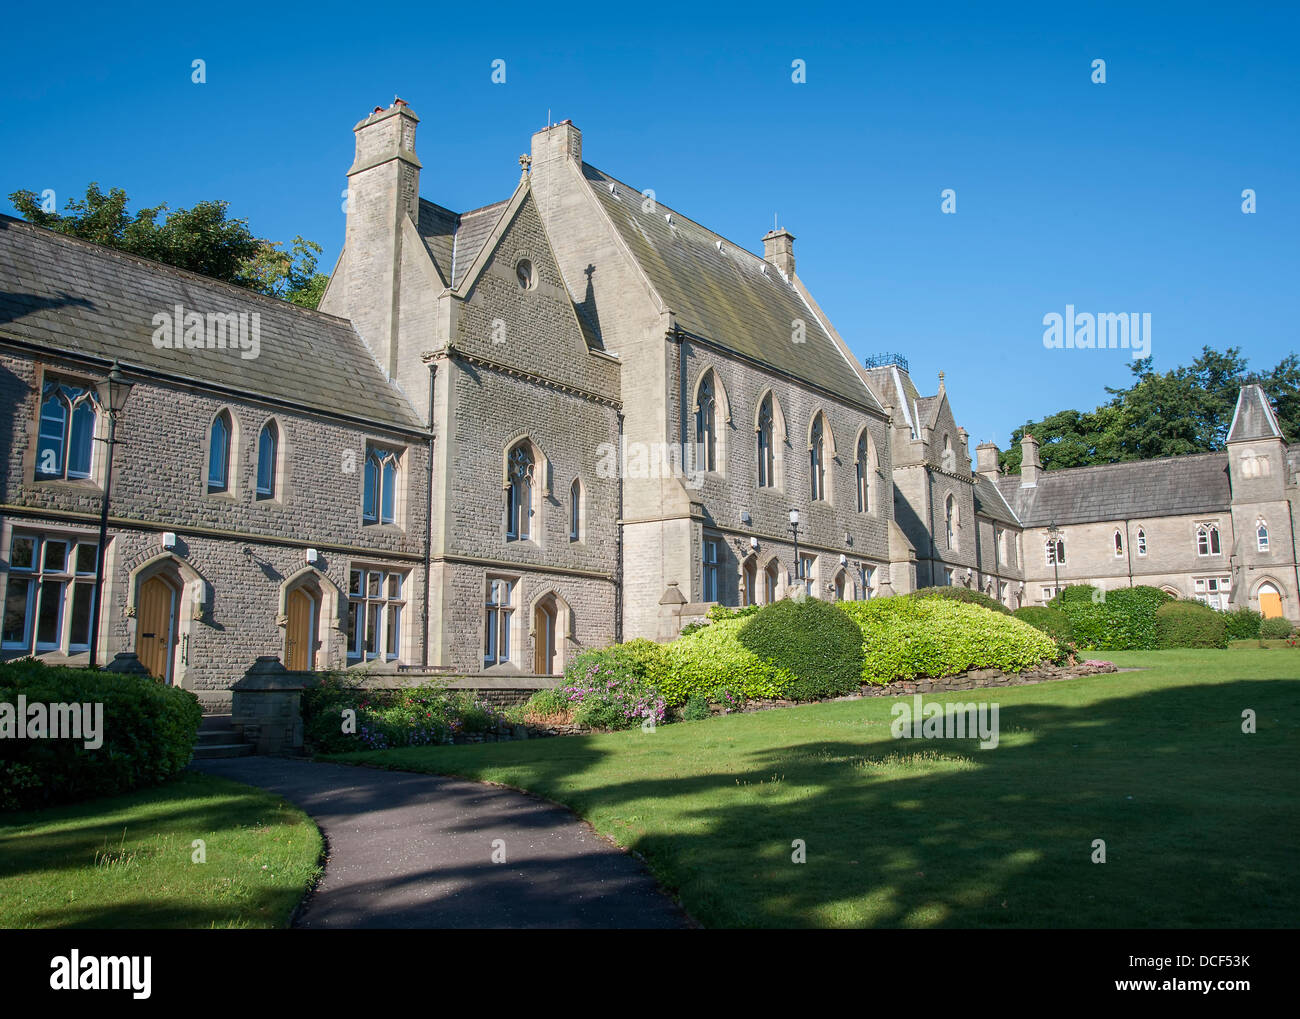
[136,572,180,683]
[534,597,557,675]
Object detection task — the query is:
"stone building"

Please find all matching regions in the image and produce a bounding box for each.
[992,384,1300,621]
[0,100,907,708]
[1,100,1294,710]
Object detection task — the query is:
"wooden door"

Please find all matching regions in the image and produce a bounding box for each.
[286,588,316,671]
[1259,590,1284,619]
[136,576,177,682]
[534,602,555,675]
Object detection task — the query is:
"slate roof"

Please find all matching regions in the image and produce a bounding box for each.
[0,215,421,430]
[415,198,511,290]
[1227,383,1284,442]
[995,451,1232,527]
[580,164,881,414]
[415,200,457,284]
[973,475,1020,526]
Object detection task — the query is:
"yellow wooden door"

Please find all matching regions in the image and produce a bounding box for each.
[286,588,315,671]
[534,603,555,675]
[136,576,176,682]
[1259,590,1283,619]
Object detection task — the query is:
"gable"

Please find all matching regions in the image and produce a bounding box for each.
[452,190,618,401]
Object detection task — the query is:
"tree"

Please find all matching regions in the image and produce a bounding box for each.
[9,183,329,309]
[998,346,1300,474]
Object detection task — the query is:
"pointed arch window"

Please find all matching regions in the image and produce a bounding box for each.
[1137,528,1147,556]
[855,431,871,513]
[207,410,232,493]
[695,373,717,473]
[506,443,535,541]
[1114,530,1124,557]
[945,494,957,550]
[757,394,775,488]
[810,414,826,501]
[256,421,278,499]
[1047,537,1066,565]
[1196,524,1221,556]
[763,560,779,604]
[37,381,99,481]
[569,478,583,542]
[363,446,399,525]
[1257,521,1269,552]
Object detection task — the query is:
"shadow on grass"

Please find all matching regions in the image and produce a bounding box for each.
[341,676,1299,928]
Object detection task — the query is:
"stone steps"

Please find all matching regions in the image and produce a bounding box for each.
[194,713,254,758]
[193,742,254,759]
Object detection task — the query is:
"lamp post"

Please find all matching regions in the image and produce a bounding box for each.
[89,361,134,669]
[789,509,802,592]
[1046,520,1061,598]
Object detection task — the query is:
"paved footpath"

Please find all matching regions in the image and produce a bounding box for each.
[194,757,689,929]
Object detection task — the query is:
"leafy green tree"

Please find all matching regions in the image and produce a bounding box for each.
[998,346,1299,474]
[9,183,328,309]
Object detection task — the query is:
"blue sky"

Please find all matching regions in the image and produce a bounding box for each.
[3,1,1295,450]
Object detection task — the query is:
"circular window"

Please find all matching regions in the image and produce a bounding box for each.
[515,259,536,290]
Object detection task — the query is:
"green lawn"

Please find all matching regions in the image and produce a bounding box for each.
[331,649,1299,928]
[0,772,322,929]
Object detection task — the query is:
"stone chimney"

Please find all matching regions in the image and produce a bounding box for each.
[1020,433,1041,487]
[531,120,582,178]
[975,441,1000,482]
[335,99,421,379]
[762,228,795,278]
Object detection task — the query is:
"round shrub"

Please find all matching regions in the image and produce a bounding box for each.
[911,586,1012,615]
[840,596,1057,684]
[658,618,794,705]
[1260,616,1293,639]
[1221,607,1262,641]
[1155,601,1228,649]
[0,659,201,811]
[737,597,865,700]
[1013,605,1073,643]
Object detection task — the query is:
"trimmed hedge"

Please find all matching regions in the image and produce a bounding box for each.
[840,596,1058,684]
[1220,607,1262,641]
[1014,605,1074,643]
[0,659,201,811]
[911,586,1012,615]
[737,596,865,701]
[1049,585,1173,650]
[1260,616,1294,639]
[1155,601,1229,649]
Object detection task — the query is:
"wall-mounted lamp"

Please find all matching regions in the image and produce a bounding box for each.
[750,536,759,550]
[161,532,177,551]
[306,548,321,566]
[740,510,752,527]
